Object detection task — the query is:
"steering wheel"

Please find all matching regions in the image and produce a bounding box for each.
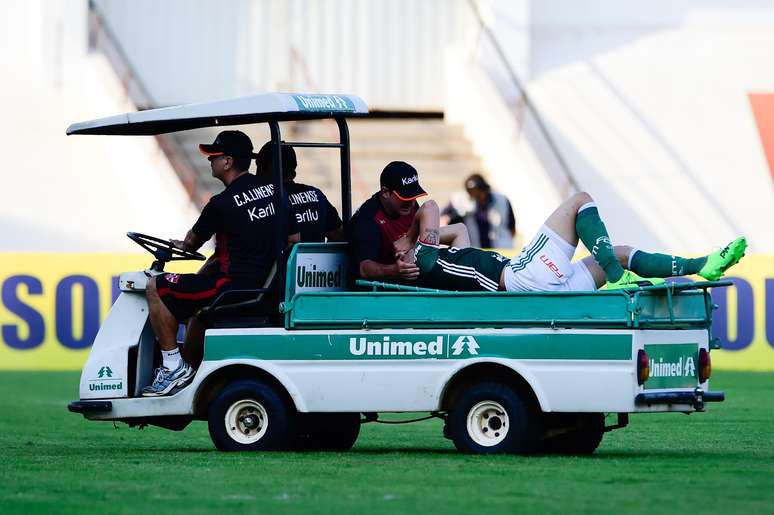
[127,232,206,263]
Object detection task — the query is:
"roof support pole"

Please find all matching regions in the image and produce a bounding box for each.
[336,116,352,227]
[269,121,287,299]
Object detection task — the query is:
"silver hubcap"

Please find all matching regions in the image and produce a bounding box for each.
[467,400,509,447]
[225,399,268,445]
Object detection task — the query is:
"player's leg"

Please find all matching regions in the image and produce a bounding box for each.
[589,239,747,284]
[145,276,194,397]
[440,223,471,248]
[577,245,636,287]
[547,192,674,288]
[579,245,669,289]
[146,277,183,368]
[542,192,585,247]
[543,192,626,283]
[571,195,627,283]
[143,273,218,396]
[626,237,747,280]
[182,317,207,369]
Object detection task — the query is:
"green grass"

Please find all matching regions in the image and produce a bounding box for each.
[0,371,772,515]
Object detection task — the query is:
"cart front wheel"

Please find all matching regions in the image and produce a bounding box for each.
[208,380,294,451]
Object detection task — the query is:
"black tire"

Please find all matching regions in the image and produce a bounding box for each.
[294,413,361,451]
[448,382,540,454]
[207,380,295,452]
[541,413,605,455]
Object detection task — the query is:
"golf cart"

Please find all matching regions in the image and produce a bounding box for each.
[68,92,725,454]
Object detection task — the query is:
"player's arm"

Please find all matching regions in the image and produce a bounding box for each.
[401,200,440,246]
[198,254,220,275]
[169,229,205,253]
[284,193,301,247]
[322,193,344,242]
[353,217,418,281]
[440,223,470,248]
[182,229,206,251]
[359,258,418,282]
[174,201,219,274]
[169,230,217,275]
[325,226,345,242]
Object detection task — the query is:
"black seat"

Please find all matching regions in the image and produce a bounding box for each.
[196,251,287,328]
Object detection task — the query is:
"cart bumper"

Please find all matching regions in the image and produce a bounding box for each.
[68,400,113,414]
[635,388,724,411]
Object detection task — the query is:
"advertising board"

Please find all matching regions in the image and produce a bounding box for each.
[0,253,771,370]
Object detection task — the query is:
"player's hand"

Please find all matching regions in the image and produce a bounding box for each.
[170,239,186,250]
[396,254,419,281]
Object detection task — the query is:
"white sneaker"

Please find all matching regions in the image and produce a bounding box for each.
[141,362,195,397]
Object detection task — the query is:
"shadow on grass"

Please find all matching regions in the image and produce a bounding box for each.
[38,443,757,462]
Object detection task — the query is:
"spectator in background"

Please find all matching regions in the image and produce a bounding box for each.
[441,173,516,249]
[256,141,344,242]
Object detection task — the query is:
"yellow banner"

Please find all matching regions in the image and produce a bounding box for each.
[0,254,200,370]
[0,253,772,370]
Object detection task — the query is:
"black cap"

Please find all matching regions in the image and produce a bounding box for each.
[380,161,427,201]
[199,130,254,158]
[255,141,297,178]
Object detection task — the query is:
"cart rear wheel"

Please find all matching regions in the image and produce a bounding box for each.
[448,382,539,454]
[207,380,295,451]
[295,413,361,451]
[542,413,605,455]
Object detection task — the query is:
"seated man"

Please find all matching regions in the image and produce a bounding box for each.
[255,141,344,242]
[395,192,746,292]
[143,130,300,397]
[350,161,469,282]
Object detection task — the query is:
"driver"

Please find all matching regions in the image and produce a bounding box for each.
[143,130,300,396]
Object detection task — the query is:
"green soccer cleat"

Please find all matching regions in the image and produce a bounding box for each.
[698,236,747,281]
[605,270,666,290]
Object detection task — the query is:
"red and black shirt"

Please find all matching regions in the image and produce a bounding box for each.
[349,193,418,275]
[192,173,298,285]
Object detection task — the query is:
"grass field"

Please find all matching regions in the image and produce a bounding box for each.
[1,371,772,515]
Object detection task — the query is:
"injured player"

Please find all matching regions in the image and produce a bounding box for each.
[393,193,746,292]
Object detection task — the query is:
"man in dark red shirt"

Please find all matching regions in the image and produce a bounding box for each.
[350,161,468,282]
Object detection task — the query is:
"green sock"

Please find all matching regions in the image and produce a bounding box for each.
[629,251,707,277]
[575,204,624,282]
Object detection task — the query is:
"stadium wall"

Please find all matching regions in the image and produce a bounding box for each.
[91,0,464,110]
[0,253,772,371]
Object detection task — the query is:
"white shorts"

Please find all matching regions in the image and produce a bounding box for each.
[502,225,596,292]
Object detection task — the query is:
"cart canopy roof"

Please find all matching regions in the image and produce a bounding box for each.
[67,92,369,136]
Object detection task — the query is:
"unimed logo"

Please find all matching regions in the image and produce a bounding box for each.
[649,356,696,378]
[89,364,122,392]
[349,335,443,357]
[451,335,479,356]
[348,335,480,357]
